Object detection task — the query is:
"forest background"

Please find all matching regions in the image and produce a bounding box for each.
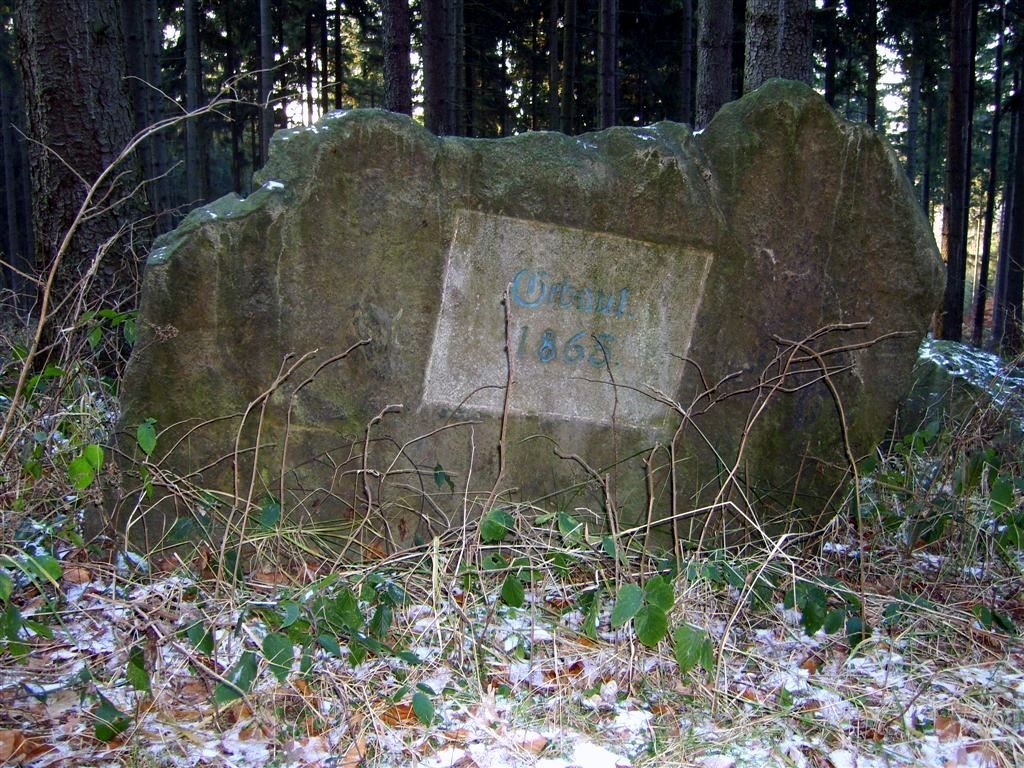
[0,0,1022,366]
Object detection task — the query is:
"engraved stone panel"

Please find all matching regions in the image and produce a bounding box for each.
[423,210,713,426]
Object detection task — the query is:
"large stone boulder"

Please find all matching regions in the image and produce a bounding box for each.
[114,80,943,551]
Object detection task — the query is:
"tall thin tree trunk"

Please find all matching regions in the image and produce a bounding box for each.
[547,0,560,130]
[225,3,245,194]
[184,0,204,204]
[333,0,344,108]
[992,66,1022,356]
[923,93,934,218]
[697,0,733,129]
[906,48,923,188]
[319,0,330,115]
[970,0,1005,347]
[680,0,693,124]
[423,0,451,134]
[1,77,29,315]
[561,0,577,134]
[865,0,877,128]
[259,0,274,166]
[304,14,315,124]
[448,0,463,134]
[935,0,975,341]
[382,0,413,115]
[823,0,836,106]
[598,0,617,128]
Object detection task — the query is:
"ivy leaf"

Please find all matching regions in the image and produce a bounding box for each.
[480,508,515,543]
[433,463,455,493]
[262,632,294,683]
[412,690,434,726]
[82,443,104,470]
[93,695,132,742]
[126,644,151,692]
[634,605,668,647]
[610,584,643,628]
[214,651,258,705]
[136,419,157,456]
[184,621,214,654]
[68,456,96,490]
[500,574,526,608]
[259,495,281,530]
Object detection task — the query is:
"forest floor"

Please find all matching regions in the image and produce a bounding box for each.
[2,344,1024,767]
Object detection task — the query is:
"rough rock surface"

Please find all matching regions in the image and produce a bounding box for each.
[115,80,943,550]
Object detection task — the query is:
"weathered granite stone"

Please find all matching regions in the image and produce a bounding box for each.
[114,79,943,550]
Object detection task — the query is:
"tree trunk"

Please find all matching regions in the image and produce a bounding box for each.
[970,0,1004,348]
[448,0,463,134]
[547,0,560,130]
[680,0,694,124]
[423,0,451,134]
[865,0,877,128]
[598,0,617,128]
[319,0,330,115]
[923,93,934,217]
[382,0,413,115]
[184,0,204,204]
[935,0,975,341]
[696,0,733,129]
[15,0,144,344]
[259,0,274,166]
[822,0,836,106]
[992,66,1023,356]
[743,0,812,92]
[0,76,31,316]
[304,13,315,124]
[224,2,246,195]
[561,0,577,134]
[333,0,344,108]
[905,48,923,189]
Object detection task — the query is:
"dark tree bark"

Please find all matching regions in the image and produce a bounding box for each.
[992,66,1023,357]
[224,2,246,195]
[0,74,32,316]
[696,0,733,129]
[906,49,923,188]
[447,0,463,134]
[598,0,617,128]
[14,0,144,338]
[259,0,274,166]
[970,0,1005,348]
[547,0,560,130]
[304,13,315,124]
[423,0,452,134]
[935,0,975,341]
[743,0,812,92]
[680,0,694,124]
[382,0,413,115]
[122,0,169,231]
[822,0,837,106]
[865,0,878,128]
[561,0,578,134]
[184,0,205,204]
[319,0,330,115]
[333,0,344,108]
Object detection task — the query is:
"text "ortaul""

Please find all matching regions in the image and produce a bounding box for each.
[509,268,632,318]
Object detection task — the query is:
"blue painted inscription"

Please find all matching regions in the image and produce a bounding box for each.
[510,268,632,318]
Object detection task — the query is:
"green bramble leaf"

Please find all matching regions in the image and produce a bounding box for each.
[634,605,668,647]
[214,651,258,705]
[262,632,294,683]
[126,643,151,692]
[412,690,434,725]
[610,584,643,628]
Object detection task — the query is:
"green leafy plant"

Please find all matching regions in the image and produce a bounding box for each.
[611,575,675,647]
